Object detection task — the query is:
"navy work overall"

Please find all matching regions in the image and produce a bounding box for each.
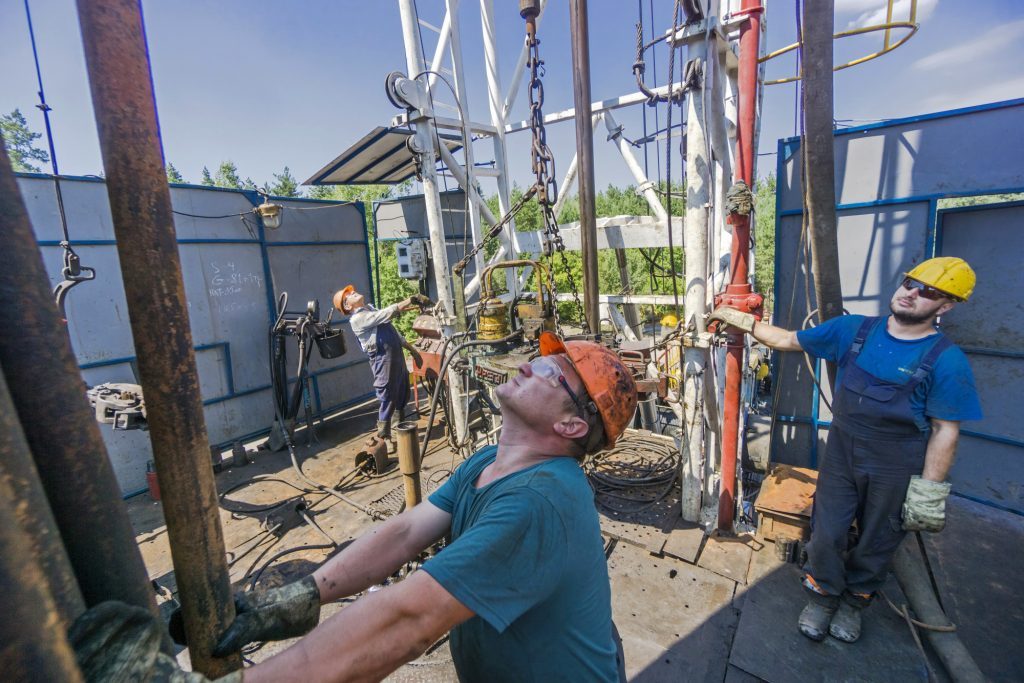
[804,316,951,598]
[368,321,410,424]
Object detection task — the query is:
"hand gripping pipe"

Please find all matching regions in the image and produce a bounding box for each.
[76,0,239,675]
[719,0,763,531]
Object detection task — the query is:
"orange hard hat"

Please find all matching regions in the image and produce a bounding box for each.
[334,285,356,313]
[540,331,638,451]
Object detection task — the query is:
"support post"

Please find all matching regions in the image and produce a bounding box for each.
[480,0,521,296]
[396,422,423,509]
[399,0,469,446]
[0,139,165,642]
[682,43,710,523]
[801,0,844,387]
[718,0,762,532]
[76,0,239,674]
[569,0,599,332]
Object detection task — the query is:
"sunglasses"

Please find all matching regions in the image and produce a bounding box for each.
[901,277,948,301]
[529,357,587,417]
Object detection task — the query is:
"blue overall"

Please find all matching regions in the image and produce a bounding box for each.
[367,321,410,424]
[804,316,951,598]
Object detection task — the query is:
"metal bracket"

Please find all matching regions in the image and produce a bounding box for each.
[383,71,432,120]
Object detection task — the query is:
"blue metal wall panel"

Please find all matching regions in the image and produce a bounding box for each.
[18,176,375,495]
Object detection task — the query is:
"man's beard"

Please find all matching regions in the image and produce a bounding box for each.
[890,302,937,325]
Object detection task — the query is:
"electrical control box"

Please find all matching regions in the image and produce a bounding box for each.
[396,239,428,280]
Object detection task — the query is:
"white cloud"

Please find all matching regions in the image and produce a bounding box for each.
[921,75,1024,111]
[845,0,938,30]
[912,19,1024,71]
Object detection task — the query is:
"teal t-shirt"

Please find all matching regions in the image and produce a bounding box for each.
[423,446,618,682]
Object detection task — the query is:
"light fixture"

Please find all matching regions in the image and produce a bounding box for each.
[255,198,283,230]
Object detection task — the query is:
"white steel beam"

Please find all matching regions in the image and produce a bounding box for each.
[391,112,497,136]
[515,216,684,252]
[603,111,668,222]
[505,80,691,133]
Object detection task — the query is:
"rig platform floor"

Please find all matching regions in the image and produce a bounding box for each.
[126,402,1024,682]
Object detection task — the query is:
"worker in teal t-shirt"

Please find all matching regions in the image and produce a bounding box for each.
[708,257,982,646]
[205,333,638,682]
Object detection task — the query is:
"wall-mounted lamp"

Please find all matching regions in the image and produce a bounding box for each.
[255,198,283,230]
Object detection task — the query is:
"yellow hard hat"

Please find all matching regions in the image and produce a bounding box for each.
[904,257,976,302]
[660,314,679,328]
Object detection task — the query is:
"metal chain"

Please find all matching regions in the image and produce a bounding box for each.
[525,18,586,329]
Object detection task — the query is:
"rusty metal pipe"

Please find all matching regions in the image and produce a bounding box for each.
[569,0,599,332]
[718,0,763,532]
[0,360,84,631]
[396,421,423,509]
[76,0,239,675]
[0,134,163,638]
[0,462,84,683]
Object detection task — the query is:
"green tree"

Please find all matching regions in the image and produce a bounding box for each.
[1,109,49,172]
[201,166,214,186]
[213,161,243,189]
[166,162,184,184]
[269,166,301,197]
[754,174,777,315]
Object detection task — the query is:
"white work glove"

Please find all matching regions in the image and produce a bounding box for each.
[707,306,757,334]
[902,476,952,532]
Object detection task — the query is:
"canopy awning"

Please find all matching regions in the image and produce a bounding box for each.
[304,126,463,186]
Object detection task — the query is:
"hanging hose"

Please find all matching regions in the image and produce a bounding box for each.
[418,330,526,458]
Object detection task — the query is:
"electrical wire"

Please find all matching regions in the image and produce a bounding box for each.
[584,434,680,513]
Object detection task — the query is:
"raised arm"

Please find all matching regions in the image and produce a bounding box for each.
[707,307,804,352]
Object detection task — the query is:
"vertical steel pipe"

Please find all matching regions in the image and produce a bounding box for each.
[0,136,162,633]
[75,0,239,675]
[569,0,600,332]
[396,422,423,509]
[0,464,84,683]
[719,0,762,531]
[802,0,844,388]
[0,364,84,630]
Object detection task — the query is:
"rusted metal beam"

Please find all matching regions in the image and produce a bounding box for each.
[0,361,84,631]
[0,461,84,683]
[0,133,163,639]
[75,0,239,675]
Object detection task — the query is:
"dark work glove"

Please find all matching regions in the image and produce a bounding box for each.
[213,575,321,657]
[70,600,241,682]
[409,293,434,308]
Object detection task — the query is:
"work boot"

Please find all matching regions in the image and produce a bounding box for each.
[829,600,863,643]
[798,575,839,642]
[378,419,396,454]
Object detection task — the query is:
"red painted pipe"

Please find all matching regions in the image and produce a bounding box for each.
[718,0,762,531]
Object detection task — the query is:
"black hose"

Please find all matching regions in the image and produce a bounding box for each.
[419,330,525,458]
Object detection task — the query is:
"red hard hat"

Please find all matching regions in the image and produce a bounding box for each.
[540,331,638,450]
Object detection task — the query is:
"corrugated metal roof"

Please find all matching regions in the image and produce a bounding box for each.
[304,126,463,186]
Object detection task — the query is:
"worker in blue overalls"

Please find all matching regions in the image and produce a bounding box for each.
[709,257,982,644]
[334,285,423,448]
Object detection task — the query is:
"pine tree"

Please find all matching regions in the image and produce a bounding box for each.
[201,166,215,186]
[1,109,49,172]
[269,166,300,197]
[214,161,243,189]
[166,162,185,184]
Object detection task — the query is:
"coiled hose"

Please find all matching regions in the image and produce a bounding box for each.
[584,433,680,513]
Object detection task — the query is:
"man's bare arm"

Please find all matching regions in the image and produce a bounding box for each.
[312,501,451,603]
[751,321,804,352]
[246,570,473,683]
[922,418,960,481]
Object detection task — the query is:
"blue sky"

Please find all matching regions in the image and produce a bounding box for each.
[2,0,1021,194]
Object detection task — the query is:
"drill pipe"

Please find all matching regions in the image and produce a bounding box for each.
[0,360,84,630]
[0,459,84,683]
[396,421,423,509]
[76,0,239,675]
[0,133,164,642]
